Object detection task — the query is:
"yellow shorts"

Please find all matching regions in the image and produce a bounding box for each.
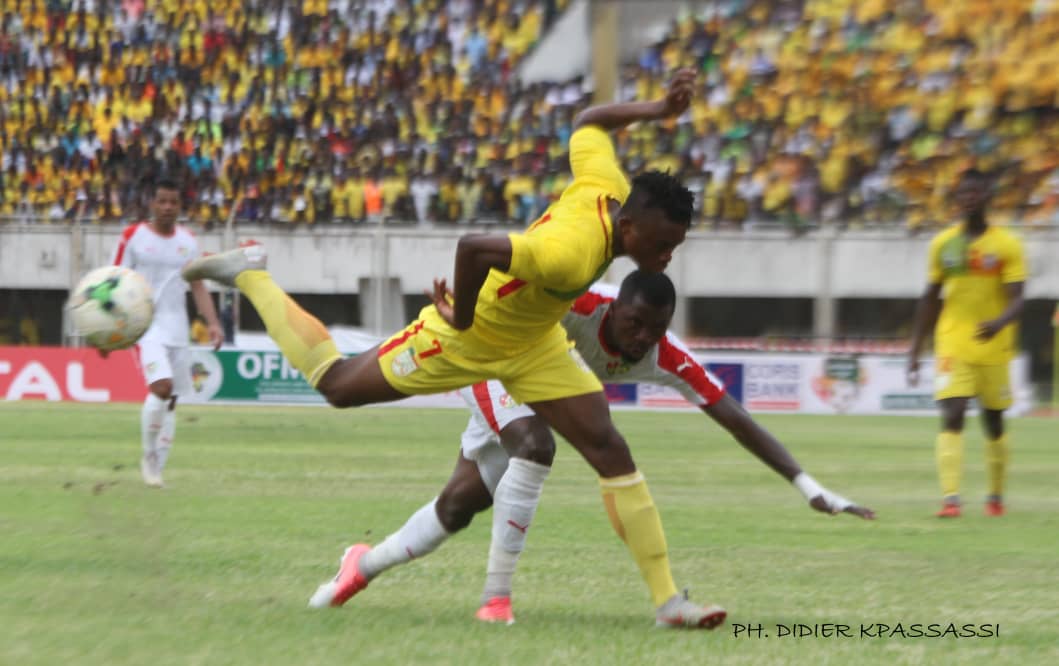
[934,358,1012,410]
[377,307,602,404]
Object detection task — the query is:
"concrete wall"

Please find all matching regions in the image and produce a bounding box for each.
[3,224,1058,331]
[519,0,687,86]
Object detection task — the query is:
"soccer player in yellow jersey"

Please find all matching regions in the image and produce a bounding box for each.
[183,71,727,628]
[908,169,1026,519]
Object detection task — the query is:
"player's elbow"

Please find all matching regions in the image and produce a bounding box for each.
[572,110,603,131]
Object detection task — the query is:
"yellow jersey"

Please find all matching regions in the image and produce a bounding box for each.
[928,224,1026,364]
[464,126,630,355]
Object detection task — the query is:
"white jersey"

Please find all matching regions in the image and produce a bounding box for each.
[112,221,199,347]
[458,284,726,492]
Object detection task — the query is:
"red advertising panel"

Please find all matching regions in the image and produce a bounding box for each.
[0,346,146,403]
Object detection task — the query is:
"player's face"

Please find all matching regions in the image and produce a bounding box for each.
[609,296,673,362]
[954,177,990,215]
[620,213,686,273]
[152,187,181,226]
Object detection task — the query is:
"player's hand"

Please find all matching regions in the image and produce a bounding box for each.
[906,357,920,387]
[208,322,224,351]
[661,68,695,117]
[426,278,456,327]
[976,319,1004,341]
[808,491,875,520]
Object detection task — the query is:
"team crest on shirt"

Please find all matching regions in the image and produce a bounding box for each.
[938,236,969,276]
[178,245,190,256]
[391,348,419,377]
[606,359,631,376]
[979,253,998,270]
[145,362,158,373]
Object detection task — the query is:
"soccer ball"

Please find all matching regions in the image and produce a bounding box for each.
[67,266,154,351]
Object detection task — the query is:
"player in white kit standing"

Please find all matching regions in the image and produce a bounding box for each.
[111,178,223,487]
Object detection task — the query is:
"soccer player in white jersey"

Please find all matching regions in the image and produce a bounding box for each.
[312,271,875,624]
[111,178,223,487]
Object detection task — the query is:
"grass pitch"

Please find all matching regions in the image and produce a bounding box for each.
[1,402,1057,665]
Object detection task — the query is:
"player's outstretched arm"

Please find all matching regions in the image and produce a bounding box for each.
[702,394,875,520]
[573,68,695,131]
[189,280,224,350]
[435,235,513,330]
[907,282,942,386]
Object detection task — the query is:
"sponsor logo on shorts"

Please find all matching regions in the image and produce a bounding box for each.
[498,393,520,409]
[391,348,419,377]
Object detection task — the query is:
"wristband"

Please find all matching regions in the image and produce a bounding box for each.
[793,472,825,500]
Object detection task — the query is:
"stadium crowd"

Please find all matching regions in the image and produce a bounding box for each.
[2,0,1058,231]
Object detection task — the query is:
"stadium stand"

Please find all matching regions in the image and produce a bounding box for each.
[1,0,1057,231]
[0,0,570,226]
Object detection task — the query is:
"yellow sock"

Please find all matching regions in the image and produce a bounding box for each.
[234,270,342,387]
[935,431,964,500]
[985,434,1009,497]
[599,472,678,607]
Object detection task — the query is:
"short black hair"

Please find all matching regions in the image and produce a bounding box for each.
[152,177,181,195]
[616,270,676,310]
[623,171,694,227]
[958,168,995,189]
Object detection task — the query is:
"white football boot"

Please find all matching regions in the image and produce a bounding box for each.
[181,242,268,287]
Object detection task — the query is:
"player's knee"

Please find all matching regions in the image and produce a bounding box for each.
[321,387,357,408]
[436,485,489,532]
[942,411,964,432]
[501,418,555,466]
[150,379,174,400]
[317,358,373,408]
[582,426,635,477]
[982,411,1004,439]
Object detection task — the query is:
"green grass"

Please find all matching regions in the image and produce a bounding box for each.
[1,403,1057,665]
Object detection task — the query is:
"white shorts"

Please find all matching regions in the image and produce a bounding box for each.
[137,340,192,396]
[457,380,535,495]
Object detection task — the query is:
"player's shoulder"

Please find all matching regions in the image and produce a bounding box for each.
[570,283,618,315]
[987,225,1024,248]
[570,124,612,147]
[655,330,697,372]
[120,221,148,242]
[174,224,198,241]
[929,223,961,246]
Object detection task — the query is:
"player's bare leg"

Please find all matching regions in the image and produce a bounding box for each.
[140,378,173,488]
[981,409,1008,516]
[308,454,492,608]
[936,397,969,517]
[530,392,726,628]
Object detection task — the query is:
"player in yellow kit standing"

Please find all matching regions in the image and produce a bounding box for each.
[183,70,728,627]
[908,169,1026,518]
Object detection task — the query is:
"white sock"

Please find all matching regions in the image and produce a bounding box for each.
[359,498,450,580]
[156,408,176,472]
[140,394,167,461]
[482,457,550,602]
